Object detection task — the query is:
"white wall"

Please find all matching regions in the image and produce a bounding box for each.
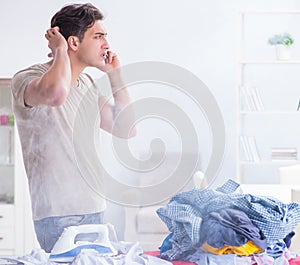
[1,0,300,240]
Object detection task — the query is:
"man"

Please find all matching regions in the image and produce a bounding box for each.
[11,3,136,252]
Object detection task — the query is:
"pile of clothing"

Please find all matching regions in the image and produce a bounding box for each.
[156,179,300,265]
[1,242,173,265]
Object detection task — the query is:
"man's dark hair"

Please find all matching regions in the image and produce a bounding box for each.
[51,3,104,42]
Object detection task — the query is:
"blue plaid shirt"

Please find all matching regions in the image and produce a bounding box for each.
[157,179,300,261]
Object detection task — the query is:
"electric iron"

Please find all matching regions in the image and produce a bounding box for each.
[49,223,118,263]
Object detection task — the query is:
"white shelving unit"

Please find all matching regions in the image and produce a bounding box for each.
[0,78,38,256]
[237,11,300,184]
[0,78,20,256]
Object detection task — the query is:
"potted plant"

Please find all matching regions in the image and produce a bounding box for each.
[268,33,294,60]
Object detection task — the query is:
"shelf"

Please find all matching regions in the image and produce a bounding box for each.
[240,60,300,65]
[0,199,14,205]
[240,10,300,15]
[0,164,14,167]
[240,160,299,165]
[0,125,14,128]
[240,111,300,115]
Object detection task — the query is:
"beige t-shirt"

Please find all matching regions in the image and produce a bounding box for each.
[11,63,106,220]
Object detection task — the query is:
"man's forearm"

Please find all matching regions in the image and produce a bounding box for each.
[45,48,72,95]
[107,69,137,137]
[108,69,131,106]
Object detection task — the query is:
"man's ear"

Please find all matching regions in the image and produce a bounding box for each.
[68,36,80,51]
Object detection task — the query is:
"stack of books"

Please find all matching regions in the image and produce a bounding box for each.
[240,136,261,162]
[271,148,298,160]
[241,83,264,112]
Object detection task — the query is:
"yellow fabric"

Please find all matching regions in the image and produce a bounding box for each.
[201,240,263,256]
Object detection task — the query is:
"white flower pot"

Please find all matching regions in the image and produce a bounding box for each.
[275,44,292,60]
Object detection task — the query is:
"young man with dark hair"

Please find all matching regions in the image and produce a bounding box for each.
[12,3,136,252]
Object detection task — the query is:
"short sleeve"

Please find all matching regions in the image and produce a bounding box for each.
[11,65,45,108]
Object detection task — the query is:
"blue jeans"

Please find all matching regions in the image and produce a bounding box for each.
[34,212,104,253]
